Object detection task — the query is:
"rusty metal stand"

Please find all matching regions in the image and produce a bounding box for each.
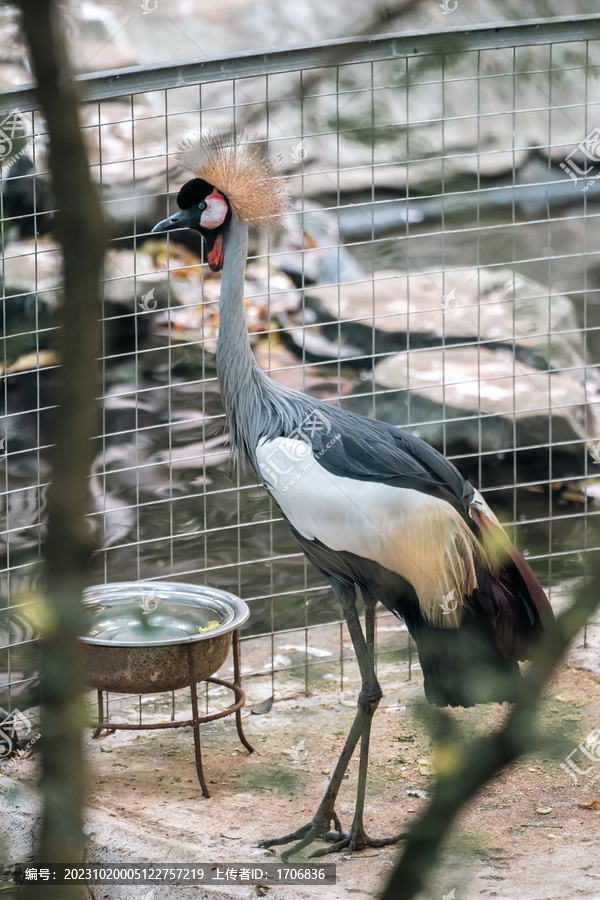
[91,629,254,797]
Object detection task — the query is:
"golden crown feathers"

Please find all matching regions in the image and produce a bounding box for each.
[177,131,287,229]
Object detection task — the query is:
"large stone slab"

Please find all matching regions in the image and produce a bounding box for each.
[299,267,587,374]
[343,343,599,484]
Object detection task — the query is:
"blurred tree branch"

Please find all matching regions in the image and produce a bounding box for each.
[17,0,109,894]
[381,557,600,900]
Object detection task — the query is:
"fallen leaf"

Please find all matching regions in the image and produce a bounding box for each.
[537,807,553,815]
[579,800,600,809]
[340,700,356,708]
[198,620,220,634]
[251,696,274,716]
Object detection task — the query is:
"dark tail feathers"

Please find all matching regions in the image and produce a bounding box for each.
[413,613,523,707]
[470,506,554,661]
[404,509,553,708]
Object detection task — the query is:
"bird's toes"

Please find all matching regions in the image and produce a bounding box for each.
[258,823,312,849]
[310,837,350,857]
[322,829,350,843]
[260,813,344,858]
[280,836,316,862]
[368,831,409,848]
[312,825,407,855]
[308,821,408,856]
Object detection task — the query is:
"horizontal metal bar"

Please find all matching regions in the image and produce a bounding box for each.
[2,14,600,114]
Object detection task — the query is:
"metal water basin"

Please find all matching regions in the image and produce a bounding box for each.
[81,581,250,693]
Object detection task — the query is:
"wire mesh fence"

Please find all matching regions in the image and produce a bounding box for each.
[2,15,600,727]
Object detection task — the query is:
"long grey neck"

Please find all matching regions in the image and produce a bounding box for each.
[216,215,286,464]
[216,214,258,393]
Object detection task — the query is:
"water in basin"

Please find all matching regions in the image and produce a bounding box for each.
[82,592,229,646]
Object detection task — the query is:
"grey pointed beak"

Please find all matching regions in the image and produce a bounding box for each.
[151,207,200,233]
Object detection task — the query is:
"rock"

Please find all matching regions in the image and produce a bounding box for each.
[153,261,301,355]
[295,21,600,194]
[5,1,600,197]
[58,4,139,71]
[0,5,31,86]
[151,435,230,469]
[2,238,63,308]
[253,335,355,398]
[116,250,171,310]
[81,100,202,207]
[343,344,600,484]
[1,157,54,239]
[336,159,600,239]
[1,239,168,309]
[103,248,169,306]
[216,3,600,195]
[275,306,366,366]
[275,201,365,287]
[273,202,379,363]
[0,240,168,367]
[300,267,587,375]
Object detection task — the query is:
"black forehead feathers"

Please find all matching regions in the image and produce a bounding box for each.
[177,178,214,209]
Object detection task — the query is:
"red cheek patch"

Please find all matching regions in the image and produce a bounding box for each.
[207,232,224,271]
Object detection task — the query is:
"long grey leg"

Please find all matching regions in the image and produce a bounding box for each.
[317,588,406,853]
[261,580,406,858]
[260,580,366,856]
[350,590,379,840]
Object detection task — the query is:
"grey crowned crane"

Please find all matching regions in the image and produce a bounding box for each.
[152,133,554,858]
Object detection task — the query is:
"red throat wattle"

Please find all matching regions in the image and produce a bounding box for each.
[207,232,224,271]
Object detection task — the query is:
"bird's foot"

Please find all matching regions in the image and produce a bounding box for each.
[259,810,343,860]
[309,821,408,856]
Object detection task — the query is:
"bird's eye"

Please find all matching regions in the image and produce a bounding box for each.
[198,200,207,211]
